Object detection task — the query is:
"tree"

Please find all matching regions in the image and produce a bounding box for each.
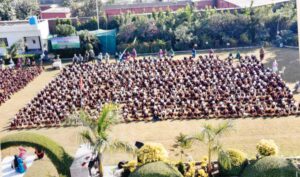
[71,0,103,17]
[55,24,76,36]
[77,103,135,177]
[7,40,24,59]
[187,121,234,174]
[13,0,39,20]
[173,133,192,161]
[0,0,16,20]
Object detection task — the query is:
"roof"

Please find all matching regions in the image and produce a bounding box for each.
[104,1,191,9]
[0,20,46,26]
[224,0,290,8]
[42,7,71,14]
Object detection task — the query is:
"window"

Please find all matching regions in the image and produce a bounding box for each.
[33,40,36,44]
[0,38,8,47]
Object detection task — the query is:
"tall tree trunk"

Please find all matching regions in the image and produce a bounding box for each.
[98,153,104,177]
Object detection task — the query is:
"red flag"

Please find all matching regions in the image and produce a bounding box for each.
[79,76,84,91]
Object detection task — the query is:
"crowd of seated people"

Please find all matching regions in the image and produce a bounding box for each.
[0,67,42,106]
[10,54,299,129]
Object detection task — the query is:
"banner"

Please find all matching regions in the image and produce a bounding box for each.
[51,36,80,50]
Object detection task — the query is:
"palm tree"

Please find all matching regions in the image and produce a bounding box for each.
[174,133,192,161]
[187,121,234,174]
[78,103,135,177]
[7,40,23,59]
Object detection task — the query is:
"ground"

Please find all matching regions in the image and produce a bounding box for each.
[0,47,300,177]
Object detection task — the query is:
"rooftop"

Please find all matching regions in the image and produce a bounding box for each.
[42,7,71,14]
[224,0,290,8]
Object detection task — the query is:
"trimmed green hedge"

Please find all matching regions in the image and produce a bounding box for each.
[241,156,300,177]
[0,132,73,177]
[129,161,183,177]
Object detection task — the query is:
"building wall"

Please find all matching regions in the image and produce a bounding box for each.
[41,12,71,19]
[0,20,49,50]
[217,0,239,8]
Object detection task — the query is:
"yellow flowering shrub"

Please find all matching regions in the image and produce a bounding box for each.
[200,156,208,168]
[137,143,169,165]
[256,139,279,156]
[184,162,196,177]
[197,169,208,177]
[123,160,138,172]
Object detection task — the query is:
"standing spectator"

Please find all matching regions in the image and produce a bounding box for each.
[0,57,3,69]
[84,51,90,63]
[169,48,175,58]
[97,52,103,64]
[89,49,96,63]
[260,47,265,61]
[158,49,163,59]
[209,48,214,58]
[72,54,79,64]
[79,54,84,63]
[272,59,278,73]
[192,47,196,58]
[35,147,45,160]
[9,58,15,68]
[105,53,110,63]
[236,51,241,60]
[132,48,137,60]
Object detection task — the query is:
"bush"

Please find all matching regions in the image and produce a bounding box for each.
[0,132,73,176]
[219,149,248,176]
[55,24,76,37]
[256,139,279,157]
[241,156,300,177]
[129,161,183,177]
[137,143,168,165]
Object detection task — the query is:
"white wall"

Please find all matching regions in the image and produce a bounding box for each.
[0,20,49,50]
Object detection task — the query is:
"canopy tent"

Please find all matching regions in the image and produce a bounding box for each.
[90,29,117,54]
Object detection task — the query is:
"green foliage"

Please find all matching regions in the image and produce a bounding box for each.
[0,132,73,176]
[176,162,186,176]
[56,19,72,26]
[71,0,103,17]
[115,1,297,52]
[0,0,16,20]
[241,156,300,177]
[256,139,279,157]
[219,149,248,176]
[13,0,39,20]
[7,40,23,59]
[55,24,76,37]
[129,161,183,177]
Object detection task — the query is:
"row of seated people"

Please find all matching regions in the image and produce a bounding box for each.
[10,54,299,129]
[0,67,42,106]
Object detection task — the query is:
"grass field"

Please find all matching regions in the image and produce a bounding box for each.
[0,47,300,177]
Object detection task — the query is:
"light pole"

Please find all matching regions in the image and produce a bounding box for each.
[96,0,100,30]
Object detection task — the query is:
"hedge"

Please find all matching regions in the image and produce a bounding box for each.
[241,156,300,177]
[0,132,73,177]
[129,161,183,177]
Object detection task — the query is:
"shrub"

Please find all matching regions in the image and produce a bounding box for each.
[137,143,168,165]
[241,156,300,177]
[0,132,73,176]
[55,24,76,37]
[129,161,183,177]
[256,139,279,157]
[219,149,248,176]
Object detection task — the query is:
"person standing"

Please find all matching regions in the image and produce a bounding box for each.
[132,48,137,60]
[272,59,278,73]
[260,47,265,61]
[105,53,110,63]
[97,52,103,64]
[0,57,3,70]
[192,47,196,58]
[72,54,78,64]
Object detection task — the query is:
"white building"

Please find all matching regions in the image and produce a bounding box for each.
[0,20,49,55]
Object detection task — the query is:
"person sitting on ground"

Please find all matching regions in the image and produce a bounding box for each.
[35,147,45,160]
[11,155,27,173]
[18,146,27,160]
